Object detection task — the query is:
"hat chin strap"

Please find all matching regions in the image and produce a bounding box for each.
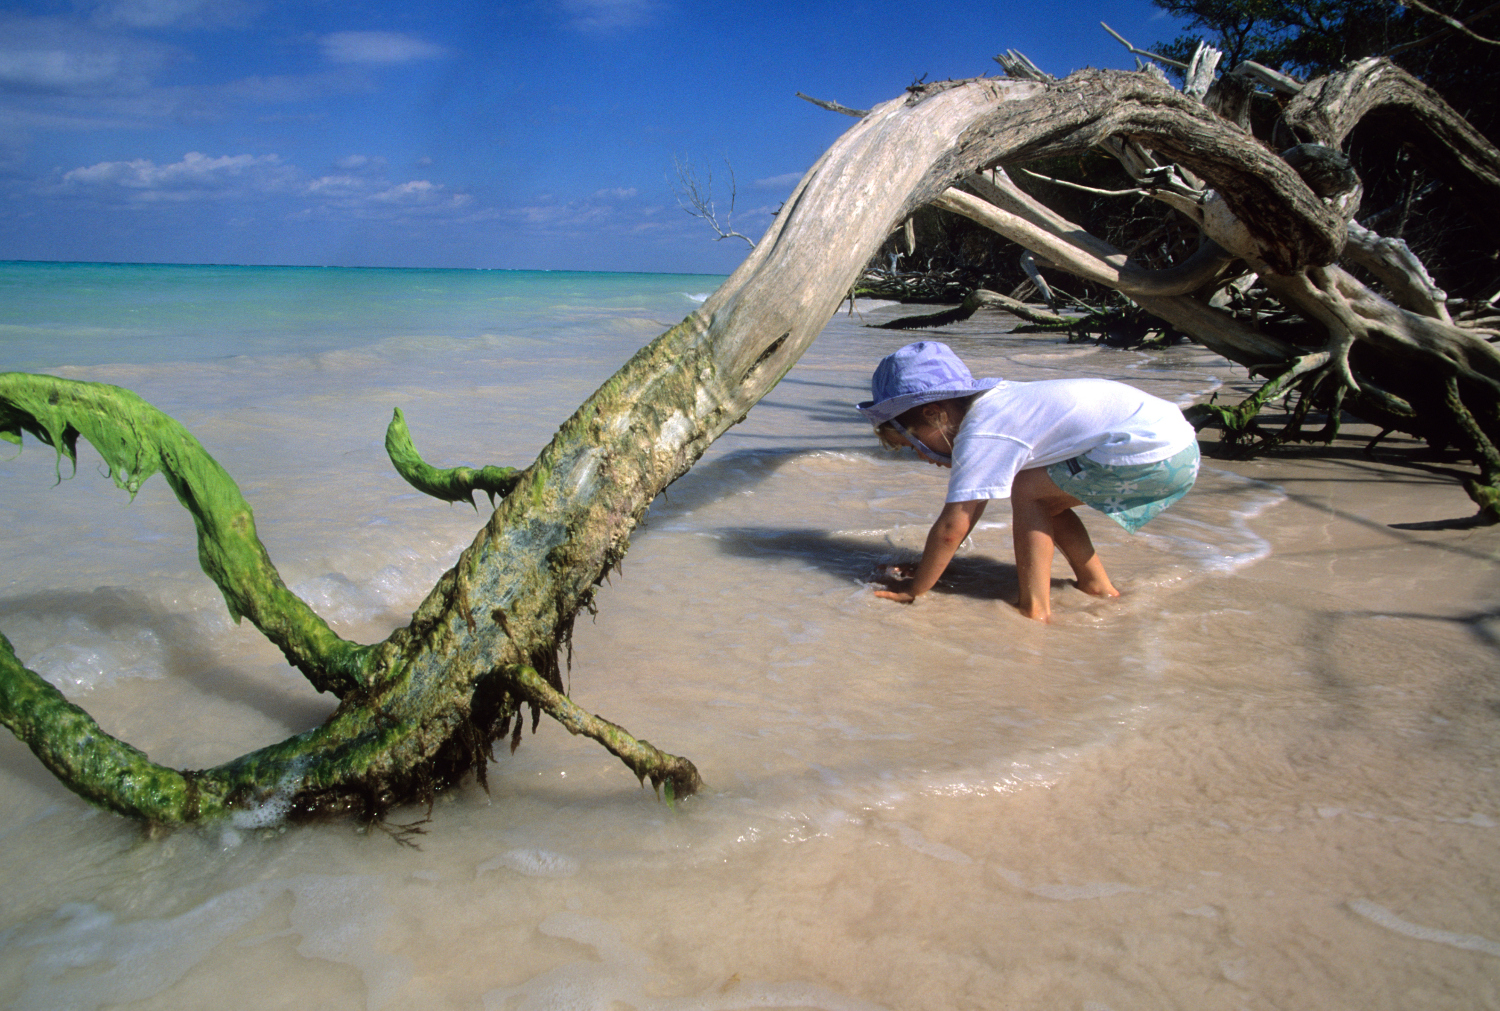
[890,420,952,465]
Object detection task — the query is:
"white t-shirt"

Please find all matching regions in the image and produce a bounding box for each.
[946,378,1196,503]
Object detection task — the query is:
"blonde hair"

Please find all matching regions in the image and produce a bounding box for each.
[872,395,977,450]
[875,422,906,451]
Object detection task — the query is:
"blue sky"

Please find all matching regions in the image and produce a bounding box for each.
[0,1,1186,273]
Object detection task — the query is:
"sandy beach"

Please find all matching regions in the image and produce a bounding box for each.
[2,297,1498,1010]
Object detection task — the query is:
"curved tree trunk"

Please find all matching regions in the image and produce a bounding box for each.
[5,55,1499,828]
[908,58,1500,516]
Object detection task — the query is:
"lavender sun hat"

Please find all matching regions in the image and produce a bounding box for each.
[855,341,1001,425]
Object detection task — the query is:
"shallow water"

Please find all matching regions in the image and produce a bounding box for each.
[2,267,1498,1010]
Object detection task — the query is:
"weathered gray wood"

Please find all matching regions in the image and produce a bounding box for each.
[935,71,1347,273]
[941,171,1294,364]
[1184,42,1223,101]
[1227,61,1304,95]
[1344,221,1451,322]
[994,49,1056,81]
[795,92,868,118]
[1017,249,1057,305]
[935,187,1236,299]
[1284,58,1500,231]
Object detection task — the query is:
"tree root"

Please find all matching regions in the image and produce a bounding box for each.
[1188,351,1342,449]
[1444,377,1500,521]
[869,288,1069,330]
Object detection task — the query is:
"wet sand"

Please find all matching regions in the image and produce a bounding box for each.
[1,305,1498,1010]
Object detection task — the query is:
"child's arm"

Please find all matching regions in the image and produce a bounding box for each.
[874,499,987,603]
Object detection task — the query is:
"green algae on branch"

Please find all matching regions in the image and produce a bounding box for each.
[0,373,370,698]
[508,665,704,799]
[0,631,229,824]
[385,407,522,507]
[0,371,705,825]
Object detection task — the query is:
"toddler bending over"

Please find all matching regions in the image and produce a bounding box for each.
[858,341,1199,621]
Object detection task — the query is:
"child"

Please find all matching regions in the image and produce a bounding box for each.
[857,341,1199,622]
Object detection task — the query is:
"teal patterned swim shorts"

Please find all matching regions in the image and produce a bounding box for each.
[1045,442,1200,534]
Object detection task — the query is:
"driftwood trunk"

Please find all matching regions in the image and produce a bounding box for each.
[4,55,1499,827]
[877,57,1500,515]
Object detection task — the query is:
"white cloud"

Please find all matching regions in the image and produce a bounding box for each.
[511,198,610,226]
[505,190,695,236]
[752,171,803,191]
[335,154,386,171]
[370,180,466,205]
[61,151,296,200]
[0,48,126,92]
[0,15,170,95]
[90,0,260,30]
[220,70,371,105]
[54,148,486,227]
[304,174,363,194]
[303,173,474,218]
[560,0,661,31]
[320,32,446,65]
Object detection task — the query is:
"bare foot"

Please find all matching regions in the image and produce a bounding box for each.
[1014,599,1053,623]
[1074,577,1120,599]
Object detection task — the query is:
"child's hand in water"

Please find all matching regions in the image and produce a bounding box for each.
[872,563,917,603]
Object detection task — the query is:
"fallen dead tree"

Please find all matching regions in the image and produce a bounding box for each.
[836,52,1500,517]
[870,287,1072,329]
[5,44,1500,830]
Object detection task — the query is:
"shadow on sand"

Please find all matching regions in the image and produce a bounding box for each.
[705,525,1077,604]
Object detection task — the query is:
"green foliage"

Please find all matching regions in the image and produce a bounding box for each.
[1152,0,1423,74]
[1151,0,1500,136]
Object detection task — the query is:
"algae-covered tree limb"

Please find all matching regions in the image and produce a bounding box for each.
[0,70,1121,826]
[6,50,1500,830]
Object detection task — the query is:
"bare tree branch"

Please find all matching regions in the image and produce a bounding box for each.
[1015,166,1150,198]
[994,49,1057,81]
[1387,0,1500,55]
[671,155,757,249]
[1226,61,1304,96]
[1099,21,1191,70]
[795,92,868,118]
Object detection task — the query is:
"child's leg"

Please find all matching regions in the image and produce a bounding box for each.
[1010,468,1118,621]
[1050,508,1118,599]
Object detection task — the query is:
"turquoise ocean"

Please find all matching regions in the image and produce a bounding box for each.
[0,261,723,366]
[1,260,1497,1009]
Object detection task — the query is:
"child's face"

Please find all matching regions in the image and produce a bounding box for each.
[880,419,952,468]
